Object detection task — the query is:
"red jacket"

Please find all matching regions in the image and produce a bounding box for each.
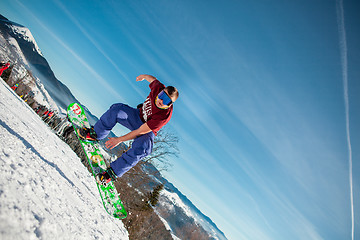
[0,63,10,76]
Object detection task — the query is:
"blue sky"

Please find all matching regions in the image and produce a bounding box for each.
[1,0,359,239]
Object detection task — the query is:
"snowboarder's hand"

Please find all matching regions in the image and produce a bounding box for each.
[136,74,146,81]
[105,137,123,149]
[136,74,156,83]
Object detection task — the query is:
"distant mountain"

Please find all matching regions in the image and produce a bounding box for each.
[0,14,77,111]
[0,13,110,129]
[0,14,227,240]
[143,163,227,240]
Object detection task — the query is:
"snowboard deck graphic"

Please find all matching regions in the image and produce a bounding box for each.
[67,102,127,219]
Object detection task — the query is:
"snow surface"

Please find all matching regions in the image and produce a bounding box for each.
[160,190,194,219]
[0,78,128,240]
[7,36,29,66]
[31,75,64,115]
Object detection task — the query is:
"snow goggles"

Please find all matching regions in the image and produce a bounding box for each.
[157,90,173,106]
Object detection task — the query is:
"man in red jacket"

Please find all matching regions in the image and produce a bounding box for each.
[78,74,179,183]
[0,62,10,76]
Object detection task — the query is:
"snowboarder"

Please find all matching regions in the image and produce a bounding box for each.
[78,74,179,183]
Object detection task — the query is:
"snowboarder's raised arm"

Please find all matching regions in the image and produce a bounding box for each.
[136,74,157,83]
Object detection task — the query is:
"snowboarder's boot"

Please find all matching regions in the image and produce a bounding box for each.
[96,167,117,185]
[77,126,98,141]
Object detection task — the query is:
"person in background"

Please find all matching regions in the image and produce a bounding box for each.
[0,62,10,76]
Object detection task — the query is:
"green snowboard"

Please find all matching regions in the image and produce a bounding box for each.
[67,102,127,219]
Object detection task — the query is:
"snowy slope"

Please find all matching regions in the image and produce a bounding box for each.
[0,78,128,240]
[8,24,43,57]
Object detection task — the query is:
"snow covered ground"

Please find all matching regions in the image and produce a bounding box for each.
[8,24,43,57]
[0,78,128,240]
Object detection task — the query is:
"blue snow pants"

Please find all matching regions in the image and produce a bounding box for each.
[93,103,154,178]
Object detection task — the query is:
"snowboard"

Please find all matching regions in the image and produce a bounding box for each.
[67,102,127,219]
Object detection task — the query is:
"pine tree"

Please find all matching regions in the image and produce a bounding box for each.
[149,184,164,206]
[142,183,164,210]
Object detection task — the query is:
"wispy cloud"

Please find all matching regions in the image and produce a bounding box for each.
[52,0,146,97]
[157,11,328,239]
[336,0,354,239]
